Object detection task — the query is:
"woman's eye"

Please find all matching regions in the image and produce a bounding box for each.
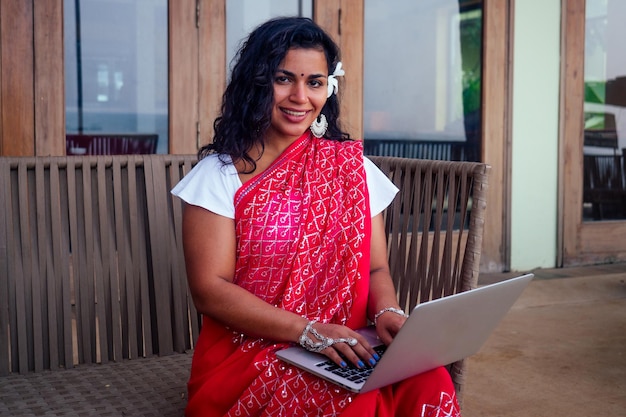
[309,79,323,88]
[275,76,291,84]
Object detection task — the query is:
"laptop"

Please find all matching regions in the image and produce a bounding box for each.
[276,273,534,393]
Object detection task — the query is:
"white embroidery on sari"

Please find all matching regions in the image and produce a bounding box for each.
[421,391,461,417]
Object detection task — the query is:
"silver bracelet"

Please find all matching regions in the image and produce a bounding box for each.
[373,307,409,325]
[298,320,357,353]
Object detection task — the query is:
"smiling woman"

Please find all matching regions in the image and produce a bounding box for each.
[171,17,461,417]
[266,48,329,148]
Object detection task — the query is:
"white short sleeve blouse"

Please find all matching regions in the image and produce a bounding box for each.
[171,154,398,219]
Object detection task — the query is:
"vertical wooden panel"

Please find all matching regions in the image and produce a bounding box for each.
[112,158,137,359]
[560,0,586,265]
[16,164,32,372]
[153,157,185,353]
[143,157,174,354]
[479,0,510,272]
[31,160,46,372]
[0,159,11,374]
[560,0,626,265]
[7,163,21,372]
[65,159,84,364]
[79,160,96,363]
[0,10,3,156]
[95,160,110,363]
[169,157,199,346]
[0,0,35,156]
[169,0,199,154]
[47,160,62,369]
[127,157,154,357]
[4,162,18,372]
[58,166,74,368]
[162,159,186,352]
[33,0,65,156]
[198,0,226,149]
[314,0,364,139]
[90,158,111,363]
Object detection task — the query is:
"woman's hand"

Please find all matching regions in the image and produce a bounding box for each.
[374,310,407,346]
[307,322,380,369]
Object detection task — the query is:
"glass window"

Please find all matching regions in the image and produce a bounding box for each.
[363,0,483,161]
[583,0,626,220]
[226,0,312,72]
[64,0,168,154]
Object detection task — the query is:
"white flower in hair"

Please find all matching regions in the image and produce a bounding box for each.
[327,62,345,98]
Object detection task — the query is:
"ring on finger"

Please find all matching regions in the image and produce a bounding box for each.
[333,337,358,347]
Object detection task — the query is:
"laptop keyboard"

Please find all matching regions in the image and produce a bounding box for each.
[315,345,387,384]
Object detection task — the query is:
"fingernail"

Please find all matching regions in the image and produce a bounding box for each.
[340,361,347,368]
[369,358,377,366]
[357,360,365,368]
[373,353,380,360]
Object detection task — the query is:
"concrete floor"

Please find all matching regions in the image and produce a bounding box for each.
[462,264,626,417]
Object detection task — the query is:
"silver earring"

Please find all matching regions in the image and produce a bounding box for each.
[310,114,328,138]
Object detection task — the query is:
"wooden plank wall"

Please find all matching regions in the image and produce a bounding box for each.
[0,0,35,156]
[0,0,64,157]
[34,0,65,156]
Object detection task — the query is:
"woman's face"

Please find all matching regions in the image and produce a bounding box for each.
[266,47,329,144]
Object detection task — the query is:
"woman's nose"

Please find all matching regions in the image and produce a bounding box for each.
[290,82,307,103]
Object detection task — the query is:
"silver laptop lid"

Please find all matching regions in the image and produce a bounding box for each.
[277,273,534,393]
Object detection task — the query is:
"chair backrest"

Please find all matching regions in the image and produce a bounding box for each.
[1,153,489,395]
[0,155,197,375]
[369,156,490,396]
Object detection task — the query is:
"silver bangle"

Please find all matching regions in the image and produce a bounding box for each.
[298,320,357,353]
[373,307,409,325]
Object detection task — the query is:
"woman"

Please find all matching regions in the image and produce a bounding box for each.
[172,17,460,417]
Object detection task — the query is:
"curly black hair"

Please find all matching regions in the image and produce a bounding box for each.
[198,17,351,170]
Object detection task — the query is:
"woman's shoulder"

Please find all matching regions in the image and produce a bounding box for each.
[170,153,239,218]
[188,153,240,187]
[197,153,232,169]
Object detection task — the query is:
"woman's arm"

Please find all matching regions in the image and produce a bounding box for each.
[368,213,408,345]
[183,203,378,367]
[182,203,308,342]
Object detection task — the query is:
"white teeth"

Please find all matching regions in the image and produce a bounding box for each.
[283,109,306,117]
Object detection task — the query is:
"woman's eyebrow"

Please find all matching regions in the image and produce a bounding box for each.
[276,69,326,79]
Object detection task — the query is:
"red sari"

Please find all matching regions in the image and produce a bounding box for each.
[185,133,460,417]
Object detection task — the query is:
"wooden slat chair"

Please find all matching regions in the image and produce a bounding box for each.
[0,155,197,376]
[369,156,490,398]
[0,154,488,414]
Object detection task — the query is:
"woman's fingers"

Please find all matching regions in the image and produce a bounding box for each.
[375,314,407,345]
[314,324,380,368]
